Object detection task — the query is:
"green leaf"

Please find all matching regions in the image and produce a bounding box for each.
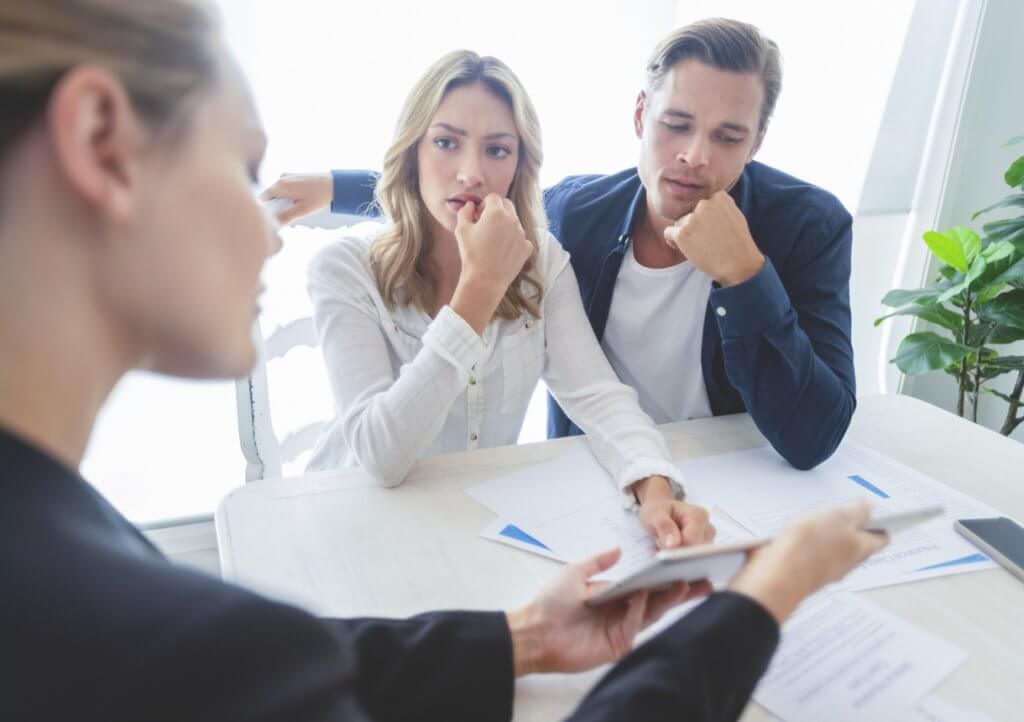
[973,193,1024,220]
[1004,135,1024,148]
[937,255,988,304]
[983,217,1024,241]
[874,304,964,330]
[937,280,968,304]
[890,332,972,376]
[966,323,994,347]
[923,228,979,272]
[977,283,1008,304]
[972,242,1019,289]
[989,324,1024,344]
[981,240,1016,264]
[880,287,943,308]
[975,289,1024,329]
[991,256,1024,287]
[1006,156,1024,188]
[984,355,1024,370]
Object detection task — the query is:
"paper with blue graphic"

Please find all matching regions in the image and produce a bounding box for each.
[675,441,997,591]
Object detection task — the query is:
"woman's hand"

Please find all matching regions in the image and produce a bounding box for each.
[506,548,712,676]
[450,194,533,334]
[633,476,715,549]
[729,501,889,623]
[259,172,333,225]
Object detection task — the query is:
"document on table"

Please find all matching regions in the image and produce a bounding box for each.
[909,696,997,722]
[753,592,966,722]
[675,442,997,590]
[467,445,754,581]
[479,517,564,561]
[764,695,994,722]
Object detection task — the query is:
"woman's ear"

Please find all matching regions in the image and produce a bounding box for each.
[46,66,147,223]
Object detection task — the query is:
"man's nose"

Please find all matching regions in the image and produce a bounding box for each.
[679,136,711,168]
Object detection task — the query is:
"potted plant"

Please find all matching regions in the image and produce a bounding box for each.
[876,135,1024,435]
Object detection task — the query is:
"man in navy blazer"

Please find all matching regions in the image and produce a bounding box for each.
[272,18,855,477]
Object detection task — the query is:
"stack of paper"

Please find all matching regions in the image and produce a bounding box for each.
[753,593,965,722]
[465,440,997,721]
[674,443,997,590]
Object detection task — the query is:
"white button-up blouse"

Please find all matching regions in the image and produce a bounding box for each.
[306,221,683,504]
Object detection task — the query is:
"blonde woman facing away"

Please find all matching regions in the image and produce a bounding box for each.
[284,52,709,550]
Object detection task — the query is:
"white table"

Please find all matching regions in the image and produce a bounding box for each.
[216,394,1024,721]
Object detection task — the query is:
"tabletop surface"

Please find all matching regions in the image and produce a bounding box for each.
[216,394,1024,721]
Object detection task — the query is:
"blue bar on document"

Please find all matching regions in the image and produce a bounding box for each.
[848,474,890,499]
[914,552,989,572]
[500,524,551,550]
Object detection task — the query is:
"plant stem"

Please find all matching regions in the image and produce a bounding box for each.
[957,296,971,418]
[999,369,1024,436]
[972,355,982,422]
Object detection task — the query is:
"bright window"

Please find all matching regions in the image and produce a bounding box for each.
[83,0,914,523]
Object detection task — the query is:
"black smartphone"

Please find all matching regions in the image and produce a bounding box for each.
[955,517,1024,584]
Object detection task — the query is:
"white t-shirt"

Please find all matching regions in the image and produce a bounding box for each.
[305,221,682,503]
[601,242,713,424]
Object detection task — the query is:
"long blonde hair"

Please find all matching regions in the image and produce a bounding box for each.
[370,50,547,320]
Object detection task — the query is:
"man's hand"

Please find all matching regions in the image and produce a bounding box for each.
[260,172,334,225]
[633,476,715,549]
[663,190,765,286]
[506,548,712,676]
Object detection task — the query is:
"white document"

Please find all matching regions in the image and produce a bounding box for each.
[676,442,997,590]
[753,593,966,722]
[479,518,565,561]
[466,445,754,581]
[909,696,997,722]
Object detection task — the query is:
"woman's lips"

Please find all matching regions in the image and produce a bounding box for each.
[447,193,483,209]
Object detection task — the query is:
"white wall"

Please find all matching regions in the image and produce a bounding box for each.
[902,0,1024,443]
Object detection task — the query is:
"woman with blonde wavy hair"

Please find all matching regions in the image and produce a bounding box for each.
[294,50,713,549]
[1,3,890,717]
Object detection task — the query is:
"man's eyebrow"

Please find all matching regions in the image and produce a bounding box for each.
[662,110,750,134]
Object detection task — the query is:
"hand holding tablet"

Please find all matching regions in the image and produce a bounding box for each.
[586,504,944,606]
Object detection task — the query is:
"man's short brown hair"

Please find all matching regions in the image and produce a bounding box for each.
[646,18,782,132]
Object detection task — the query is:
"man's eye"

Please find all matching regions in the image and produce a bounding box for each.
[662,123,689,133]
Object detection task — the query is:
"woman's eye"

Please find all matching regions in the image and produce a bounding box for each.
[487,145,512,158]
[434,137,457,150]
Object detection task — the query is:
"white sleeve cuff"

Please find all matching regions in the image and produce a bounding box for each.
[617,460,687,510]
[421,305,488,376]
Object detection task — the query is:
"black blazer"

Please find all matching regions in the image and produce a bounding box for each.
[0,426,778,721]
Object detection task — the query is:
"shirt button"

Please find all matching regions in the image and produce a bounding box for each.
[716,306,728,317]
[469,377,477,386]
[470,433,478,442]
[525,320,534,329]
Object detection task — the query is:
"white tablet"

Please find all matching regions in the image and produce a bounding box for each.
[584,505,945,606]
[585,537,766,606]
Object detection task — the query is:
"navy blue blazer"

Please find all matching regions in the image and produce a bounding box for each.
[1,425,779,721]
[330,161,856,470]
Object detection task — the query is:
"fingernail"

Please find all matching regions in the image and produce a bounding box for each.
[664,534,675,547]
